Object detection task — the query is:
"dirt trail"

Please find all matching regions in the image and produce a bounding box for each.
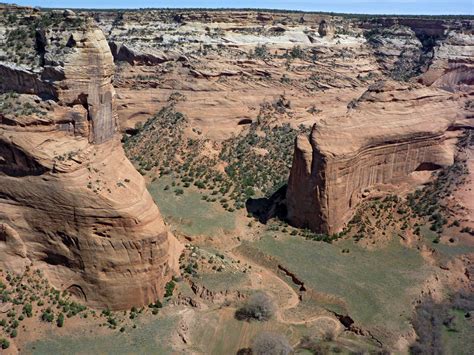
[228,249,299,316]
[229,248,341,332]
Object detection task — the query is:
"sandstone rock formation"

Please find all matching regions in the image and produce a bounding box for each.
[318,20,335,37]
[365,25,424,80]
[286,82,472,234]
[87,9,473,142]
[1,4,472,306]
[56,27,117,144]
[0,17,180,309]
[420,30,474,90]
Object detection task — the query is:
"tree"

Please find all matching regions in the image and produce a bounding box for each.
[0,338,10,349]
[57,313,65,327]
[23,303,33,317]
[235,292,275,321]
[251,332,292,355]
[164,280,175,298]
[41,308,54,322]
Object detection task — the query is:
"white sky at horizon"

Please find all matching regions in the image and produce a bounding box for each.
[3,0,473,15]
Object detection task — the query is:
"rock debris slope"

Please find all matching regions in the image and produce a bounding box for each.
[0,12,181,309]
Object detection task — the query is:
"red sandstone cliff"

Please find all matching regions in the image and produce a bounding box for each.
[0,18,181,309]
[286,82,472,234]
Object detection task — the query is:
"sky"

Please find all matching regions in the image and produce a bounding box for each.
[4,0,473,15]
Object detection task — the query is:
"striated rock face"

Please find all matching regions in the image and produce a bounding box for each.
[0,20,181,309]
[55,27,117,144]
[421,30,474,90]
[0,133,181,309]
[286,82,471,234]
[0,63,57,98]
[1,18,117,144]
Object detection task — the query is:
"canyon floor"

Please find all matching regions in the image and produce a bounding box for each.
[0,6,473,355]
[4,140,473,354]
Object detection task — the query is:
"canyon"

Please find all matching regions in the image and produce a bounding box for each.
[0,4,473,354]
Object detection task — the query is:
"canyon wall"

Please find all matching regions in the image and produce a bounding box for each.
[0,15,181,309]
[286,82,471,234]
[57,27,117,144]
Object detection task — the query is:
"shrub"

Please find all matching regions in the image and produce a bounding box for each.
[251,332,292,355]
[253,44,269,59]
[41,308,54,322]
[235,292,275,321]
[0,338,10,349]
[289,45,304,59]
[164,280,175,298]
[149,299,162,309]
[102,308,111,317]
[57,313,64,327]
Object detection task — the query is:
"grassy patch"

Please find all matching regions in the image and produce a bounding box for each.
[189,308,299,354]
[23,314,179,355]
[442,309,474,355]
[147,176,236,237]
[248,233,433,343]
[420,225,474,258]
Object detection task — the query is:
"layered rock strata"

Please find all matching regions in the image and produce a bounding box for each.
[0,18,180,309]
[421,30,474,90]
[286,82,472,234]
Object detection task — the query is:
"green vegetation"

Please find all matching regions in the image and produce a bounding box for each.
[41,308,54,322]
[0,11,85,66]
[125,103,308,212]
[57,312,65,327]
[364,27,432,81]
[250,44,270,59]
[0,267,139,342]
[0,268,85,339]
[0,338,10,349]
[192,271,248,293]
[407,147,470,237]
[24,314,180,354]
[164,280,175,298]
[148,176,235,237]
[23,303,33,317]
[148,299,163,315]
[242,234,432,343]
[0,92,47,117]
